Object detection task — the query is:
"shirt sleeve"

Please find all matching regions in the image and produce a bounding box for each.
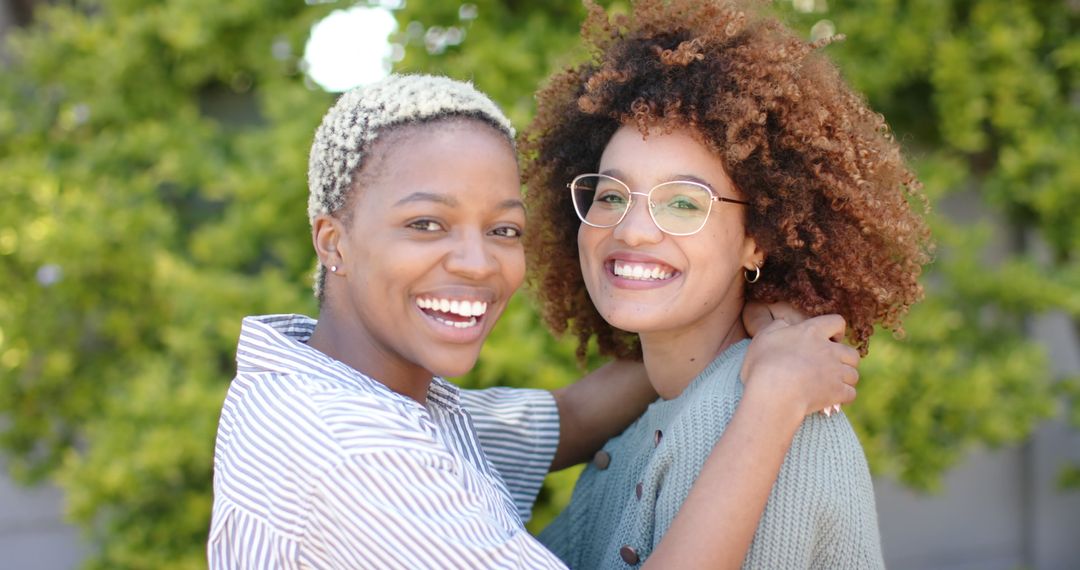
[208,500,300,569]
[301,448,568,570]
[459,387,560,522]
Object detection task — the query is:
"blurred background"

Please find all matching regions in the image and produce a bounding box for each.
[0,0,1078,568]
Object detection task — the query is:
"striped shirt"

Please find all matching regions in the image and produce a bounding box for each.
[208,314,566,569]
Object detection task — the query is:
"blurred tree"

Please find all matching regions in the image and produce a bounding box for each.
[0,0,335,567]
[798,0,1080,491]
[391,0,1080,526]
[0,0,1076,567]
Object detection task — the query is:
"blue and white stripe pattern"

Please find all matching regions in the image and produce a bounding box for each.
[208,314,565,569]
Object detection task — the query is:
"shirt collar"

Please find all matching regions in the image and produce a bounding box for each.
[235,314,461,410]
[427,376,461,408]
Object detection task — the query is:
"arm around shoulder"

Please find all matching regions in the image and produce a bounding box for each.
[551,359,654,470]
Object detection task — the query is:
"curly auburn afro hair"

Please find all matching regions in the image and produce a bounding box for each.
[521,0,932,362]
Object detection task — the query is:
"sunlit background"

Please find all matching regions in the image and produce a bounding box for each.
[0,1,1077,569]
[303,3,396,92]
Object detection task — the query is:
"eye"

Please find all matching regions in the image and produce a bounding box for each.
[407,219,444,232]
[491,225,523,239]
[595,190,628,205]
[668,195,703,210]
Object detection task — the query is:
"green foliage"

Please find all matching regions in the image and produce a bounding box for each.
[796,0,1080,490]
[0,0,1076,567]
[395,0,1080,501]
[0,0,332,566]
[391,0,596,126]
[1060,374,1080,489]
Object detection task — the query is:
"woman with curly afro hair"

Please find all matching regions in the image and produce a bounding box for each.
[525,1,932,568]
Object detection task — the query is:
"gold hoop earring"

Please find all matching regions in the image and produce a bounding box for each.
[744,264,761,284]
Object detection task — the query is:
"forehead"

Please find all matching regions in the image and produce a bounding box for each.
[363,118,514,175]
[351,118,521,209]
[599,125,732,187]
[380,117,510,152]
[601,125,715,166]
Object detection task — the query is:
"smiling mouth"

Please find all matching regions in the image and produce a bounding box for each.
[611,260,677,281]
[415,297,489,329]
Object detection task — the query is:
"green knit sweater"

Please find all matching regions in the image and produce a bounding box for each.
[538,339,884,569]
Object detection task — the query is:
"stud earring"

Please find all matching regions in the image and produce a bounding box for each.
[330,265,338,273]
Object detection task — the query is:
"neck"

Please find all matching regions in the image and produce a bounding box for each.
[307,308,432,404]
[640,310,747,400]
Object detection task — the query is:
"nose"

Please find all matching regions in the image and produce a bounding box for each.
[445,229,499,280]
[612,192,663,246]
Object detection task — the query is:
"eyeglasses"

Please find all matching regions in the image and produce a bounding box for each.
[568,173,748,236]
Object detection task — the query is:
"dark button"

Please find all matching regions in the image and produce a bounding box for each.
[653,429,663,446]
[620,545,640,565]
[635,482,643,500]
[593,450,611,470]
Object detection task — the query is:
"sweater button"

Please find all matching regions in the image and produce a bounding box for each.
[653,429,663,446]
[619,545,640,565]
[635,482,643,500]
[593,450,612,470]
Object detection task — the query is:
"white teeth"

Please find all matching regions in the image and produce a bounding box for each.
[613,262,674,281]
[433,316,479,329]
[415,297,489,319]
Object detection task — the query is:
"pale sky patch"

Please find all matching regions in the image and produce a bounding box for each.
[304,6,397,93]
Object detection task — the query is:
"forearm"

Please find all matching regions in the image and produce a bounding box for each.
[644,384,802,569]
[550,359,653,471]
[643,314,859,567]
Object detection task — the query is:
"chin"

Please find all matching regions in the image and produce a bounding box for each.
[425,353,482,379]
[597,306,659,335]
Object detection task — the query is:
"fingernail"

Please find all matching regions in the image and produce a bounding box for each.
[823,407,832,417]
[833,404,842,414]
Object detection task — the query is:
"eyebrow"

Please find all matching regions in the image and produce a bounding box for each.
[393,192,459,208]
[393,191,525,213]
[496,198,527,213]
[671,173,716,190]
[599,169,717,191]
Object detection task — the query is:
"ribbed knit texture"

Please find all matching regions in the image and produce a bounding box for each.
[538,339,884,569]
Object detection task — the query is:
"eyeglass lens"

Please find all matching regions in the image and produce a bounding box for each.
[571,174,713,235]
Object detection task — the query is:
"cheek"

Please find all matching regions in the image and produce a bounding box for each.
[577,226,602,270]
[499,245,527,289]
[684,232,741,285]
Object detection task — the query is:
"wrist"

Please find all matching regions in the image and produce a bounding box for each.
[740,380,805,434]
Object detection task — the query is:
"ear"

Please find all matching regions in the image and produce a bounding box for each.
[740,234,765,272]
[312,214,347,275]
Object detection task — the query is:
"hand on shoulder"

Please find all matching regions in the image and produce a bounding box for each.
[741,307,860,421]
